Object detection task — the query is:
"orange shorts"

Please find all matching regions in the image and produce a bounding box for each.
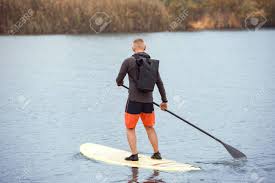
[125,100,155,129]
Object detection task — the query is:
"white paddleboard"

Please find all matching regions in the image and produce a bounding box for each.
[80,143,200,172]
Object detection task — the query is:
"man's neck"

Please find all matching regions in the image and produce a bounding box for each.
[134,50,145,53]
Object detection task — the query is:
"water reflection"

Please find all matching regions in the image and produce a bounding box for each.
[128,168,166,183]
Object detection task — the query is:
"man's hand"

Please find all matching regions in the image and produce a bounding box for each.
[117,81,124,86]
[160,102,168,111]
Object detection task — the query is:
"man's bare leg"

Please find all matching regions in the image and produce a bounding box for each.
[144,126,159,153]
[126,128,138,154]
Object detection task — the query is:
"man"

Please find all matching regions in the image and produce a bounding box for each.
[116,38,168,161]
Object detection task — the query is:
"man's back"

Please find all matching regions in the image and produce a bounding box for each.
[116,52,167,103]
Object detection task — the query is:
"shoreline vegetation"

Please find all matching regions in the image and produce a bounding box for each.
[0,0,274,34]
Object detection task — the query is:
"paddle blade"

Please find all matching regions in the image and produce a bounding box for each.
[222,143,247,159]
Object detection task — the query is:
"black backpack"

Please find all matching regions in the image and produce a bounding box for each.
[132,55,159,93]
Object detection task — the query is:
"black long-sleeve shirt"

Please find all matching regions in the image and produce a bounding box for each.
[116,52,168,103]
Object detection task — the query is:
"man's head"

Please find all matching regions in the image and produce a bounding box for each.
[132,38,146,53]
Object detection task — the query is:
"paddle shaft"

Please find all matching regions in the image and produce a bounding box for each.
[154,102,225,143]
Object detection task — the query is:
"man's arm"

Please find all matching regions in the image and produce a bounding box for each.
[156,70,168,103]
[116,59,128,86]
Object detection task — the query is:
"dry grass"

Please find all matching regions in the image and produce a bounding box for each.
[166,0,274,30]
[0,0,274,34]
[0,0,168,34]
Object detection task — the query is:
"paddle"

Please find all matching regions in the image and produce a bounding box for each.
[121,85,247,159]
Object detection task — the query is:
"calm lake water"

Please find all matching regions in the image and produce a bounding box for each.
[0,31,275,183]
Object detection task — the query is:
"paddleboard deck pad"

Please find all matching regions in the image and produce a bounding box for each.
[80,143,200,172]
